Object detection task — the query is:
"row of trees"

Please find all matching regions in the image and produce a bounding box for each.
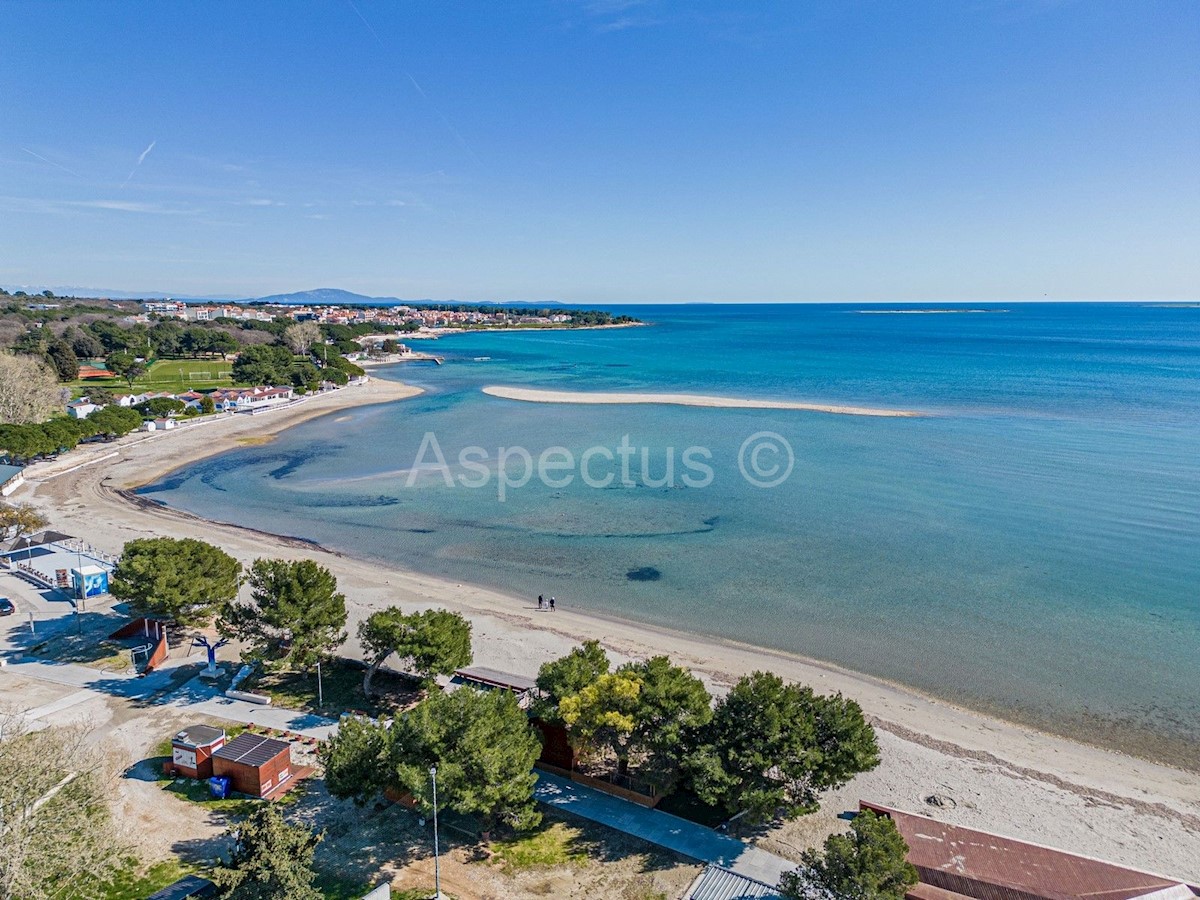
[0,404,143,461]
[108,538,471,688]
[534,640,880,823]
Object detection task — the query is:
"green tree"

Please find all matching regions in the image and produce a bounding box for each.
[87,404,142,437]
[321,714,392,804]
[780,810,918,900]
[324,689,544,832]
[534,639,610,721]
[395,688,542,831]
[44,338,79,381]
[199,394,216,414]
[620,656,712,789]
[219,558,347,671]
[684,672,879,823]
[231,344,293,385]
[133,397,186,417]
[559,670,643,767]
[70,329,104,359]
[358,607,472,696]
[110,537,242,626]
[105,351,146,389]
[209,804,323,900]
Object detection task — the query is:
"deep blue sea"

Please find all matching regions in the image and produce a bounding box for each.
[143,303,1200,766]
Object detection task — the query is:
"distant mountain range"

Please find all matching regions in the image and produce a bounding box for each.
[244,288,409,306]
[3,283,578,308]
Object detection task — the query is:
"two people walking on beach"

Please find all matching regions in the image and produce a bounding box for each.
[537,594,556,611]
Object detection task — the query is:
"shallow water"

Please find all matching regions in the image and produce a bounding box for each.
[143,303,1200,766]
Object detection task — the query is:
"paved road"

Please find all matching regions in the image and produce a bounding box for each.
[534,770,793,887]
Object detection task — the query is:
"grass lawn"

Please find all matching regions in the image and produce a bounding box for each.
[247,660,422,718]
[72,357,233,395]
[490,820,590,870]
[97,857,193,900]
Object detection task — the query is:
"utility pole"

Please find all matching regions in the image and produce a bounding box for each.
[430,765,442,900]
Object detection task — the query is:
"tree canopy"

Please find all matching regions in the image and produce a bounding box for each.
[0,502,48,541]
[219,558,347,670]
[0,717,128,900]
[209,804,323,900]
[357,607,472,695]
[324,687,543,832]
[780,810,918,900]
[231,344,294,385]
[105,350,147,389]
[110,537,242,626]
[0,351,63,425]
[684,672,880,823]
[534,639,610,720]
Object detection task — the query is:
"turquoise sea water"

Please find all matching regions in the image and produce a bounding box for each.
[143,304,1200,766]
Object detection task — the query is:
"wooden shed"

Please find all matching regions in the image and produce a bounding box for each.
[211,733,294,799]
[170,725,226,779]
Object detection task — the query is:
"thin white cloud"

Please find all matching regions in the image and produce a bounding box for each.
[20,147,82,178]
[0,195,199,216]
[121,140,157,188]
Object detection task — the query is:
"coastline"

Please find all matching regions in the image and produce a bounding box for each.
[15,375,1200,879]
[482,385,923,417]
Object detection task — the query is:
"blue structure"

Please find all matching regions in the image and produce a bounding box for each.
[71,565,110,598]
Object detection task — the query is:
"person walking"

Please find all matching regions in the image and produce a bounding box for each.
[549,597,556,612]
[538,594,544,610]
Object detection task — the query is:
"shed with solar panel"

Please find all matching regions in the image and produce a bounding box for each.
[210,733,294,799]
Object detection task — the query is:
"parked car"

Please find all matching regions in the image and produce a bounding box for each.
[0,598,15,616]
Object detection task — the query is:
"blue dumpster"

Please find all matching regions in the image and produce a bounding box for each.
[208,776,231,799]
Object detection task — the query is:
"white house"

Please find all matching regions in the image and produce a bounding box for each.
[142,418,178,432]
[66,400,101,419]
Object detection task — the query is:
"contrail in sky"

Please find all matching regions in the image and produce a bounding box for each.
[121,140,157,187]
[344,0,482,166]
[20,147,82,178]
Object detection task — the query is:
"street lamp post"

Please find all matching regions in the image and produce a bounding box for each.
[430,765,442,900]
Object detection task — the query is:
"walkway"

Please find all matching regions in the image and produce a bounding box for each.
[533,770,793,888]
[3,656,337,740]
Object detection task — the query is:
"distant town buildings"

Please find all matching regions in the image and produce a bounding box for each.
[138,299,580,329]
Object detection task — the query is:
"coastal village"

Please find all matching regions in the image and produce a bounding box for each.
[1,296,1198,900]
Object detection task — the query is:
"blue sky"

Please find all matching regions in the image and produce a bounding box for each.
[2,1,1197,302]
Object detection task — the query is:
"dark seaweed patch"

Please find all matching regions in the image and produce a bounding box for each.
[626,566,661,582]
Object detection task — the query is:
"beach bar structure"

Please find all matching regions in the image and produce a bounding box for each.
[211,733,294,799]
[170,725,226,779]
[450,666,537,709]
[861,802,1200,900]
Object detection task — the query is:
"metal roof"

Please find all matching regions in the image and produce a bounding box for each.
[145,875,215,900]
[688,865,782,900]
[862,802,1199,900]
[453,666,537,692]
[173,725,225,748]
[213,733,290,768]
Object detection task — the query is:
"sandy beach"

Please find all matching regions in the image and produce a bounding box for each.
[482,385,923,417]
[15,377,1200,880]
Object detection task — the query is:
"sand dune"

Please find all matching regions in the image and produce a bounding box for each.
[482,385,922,417]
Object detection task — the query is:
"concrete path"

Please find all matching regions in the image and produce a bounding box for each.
[4,654,337,739]
[533,770,793,888]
